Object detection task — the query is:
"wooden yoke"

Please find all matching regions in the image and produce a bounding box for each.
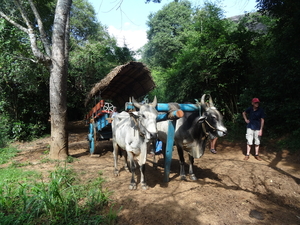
[156,109,184,121]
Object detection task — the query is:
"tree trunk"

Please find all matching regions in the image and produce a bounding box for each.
[49,0,72,160]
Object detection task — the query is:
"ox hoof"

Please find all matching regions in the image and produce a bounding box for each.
[180,175,187,181]
[129,183,137,190]
[114,170,119,177]
[140,183,148,190]
[189,174,197,181]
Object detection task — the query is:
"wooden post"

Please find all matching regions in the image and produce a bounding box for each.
[88,121,95,154]
[164,120,176,182]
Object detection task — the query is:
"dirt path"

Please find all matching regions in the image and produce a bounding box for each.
[12,121,300,225]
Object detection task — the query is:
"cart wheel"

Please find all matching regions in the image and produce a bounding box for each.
[103,102,115,113]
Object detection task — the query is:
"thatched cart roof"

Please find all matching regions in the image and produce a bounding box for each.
[85,61,156,108]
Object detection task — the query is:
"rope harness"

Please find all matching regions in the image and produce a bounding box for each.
[201,115,224,138]
[131,114,146,138]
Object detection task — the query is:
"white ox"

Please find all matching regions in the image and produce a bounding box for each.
[112,97,158,190]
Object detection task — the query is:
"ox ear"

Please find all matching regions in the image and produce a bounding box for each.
[209,95,215,108]
[132,96,142,109]
[150,96,157,107]
[197,116,206,124]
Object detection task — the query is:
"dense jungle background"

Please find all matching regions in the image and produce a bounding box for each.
[1,0,299,151]
[0,0,300,224]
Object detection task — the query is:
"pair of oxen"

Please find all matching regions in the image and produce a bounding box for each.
[112,95,227,190]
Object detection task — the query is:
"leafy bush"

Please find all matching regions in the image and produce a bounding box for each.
[223,113,246,142]
[0,114,10,148]
[277,129,300,153]
[10,121,47,141]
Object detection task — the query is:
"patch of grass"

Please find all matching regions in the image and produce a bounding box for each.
[43,149,50,155]
[0,165,117,225]
[0,167,39,181]
[40,157,52,164]
[0,146,19,165]
[0,140,117,224]
[9,160,32,168]
[66,156,78,163]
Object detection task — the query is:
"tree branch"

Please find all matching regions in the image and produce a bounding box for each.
[28,0,51,57]
[13,0,51,65]
[11,53,39,63]
[14,0,33,32]
[0,11,28,33]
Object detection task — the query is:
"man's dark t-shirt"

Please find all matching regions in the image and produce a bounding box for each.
[245,107,265,130]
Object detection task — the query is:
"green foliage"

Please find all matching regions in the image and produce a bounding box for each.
[0,113,10,147]
[70,0,105,45]
[1,0,299,151]
[68,41,135,120]
[0,165,116,224]
[0,146,18,165]
[0,16,51,141]
[246,1,300,135]
[0,0,135,139]
[142,0,193,68]
[277,129,300,153]
[151,3,260,121]
[145,1,300,151]
[148,68,169,102]
[223,114,247,142]
[10,121,47,141]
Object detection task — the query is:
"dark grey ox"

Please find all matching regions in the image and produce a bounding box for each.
[112,97,158,190]
[157,94,227,180]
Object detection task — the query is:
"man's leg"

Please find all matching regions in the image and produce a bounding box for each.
[244,144,251,160]
[210,137,218,154]
[244,128,253,160]
[254,130,262,161]
[254,145,262,161]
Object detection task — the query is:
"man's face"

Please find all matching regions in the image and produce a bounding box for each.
[252,102,259,108]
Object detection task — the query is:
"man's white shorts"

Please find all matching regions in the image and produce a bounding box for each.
[246,128,261,145]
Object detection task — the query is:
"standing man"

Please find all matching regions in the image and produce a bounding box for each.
[242,98,265,161]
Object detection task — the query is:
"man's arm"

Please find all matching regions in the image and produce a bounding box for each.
[259,118,264,136]
[242,111,249,124]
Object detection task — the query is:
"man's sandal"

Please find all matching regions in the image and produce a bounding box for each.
[255,155,262,161]
[244,155,249,160]
[210,149,217,154]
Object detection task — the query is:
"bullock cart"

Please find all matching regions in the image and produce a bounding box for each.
[85,61,156,155]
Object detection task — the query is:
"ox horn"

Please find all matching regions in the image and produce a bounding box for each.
[132,96,142,109]
[150,96,157,107]
[200,94,208,111]
[201,94,206,105]
[209,95,215,107]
